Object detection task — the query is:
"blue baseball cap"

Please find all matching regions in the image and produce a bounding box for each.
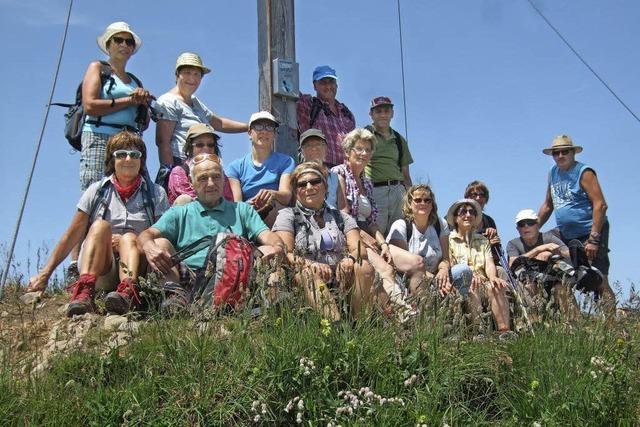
[312,65,338,81]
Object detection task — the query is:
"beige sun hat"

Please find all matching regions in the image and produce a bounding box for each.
[299,128,326,146]
[175,52,211,75]
[542,135,583,155]
[446,198,483,229]
[97,22,142,55]
[186,123,220,142]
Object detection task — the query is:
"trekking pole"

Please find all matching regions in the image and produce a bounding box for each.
[0,0,74,297]
[494,246,534,335]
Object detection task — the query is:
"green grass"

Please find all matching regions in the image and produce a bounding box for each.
[1,299,639,426]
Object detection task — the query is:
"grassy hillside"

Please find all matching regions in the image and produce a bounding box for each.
[1,284,638,426]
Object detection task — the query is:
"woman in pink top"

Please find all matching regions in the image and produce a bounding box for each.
[167,123,233,205]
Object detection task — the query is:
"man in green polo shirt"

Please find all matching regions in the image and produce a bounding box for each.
[137,154,285,303]
[365,96,413,235]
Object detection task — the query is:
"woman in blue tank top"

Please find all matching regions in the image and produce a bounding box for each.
[79,22,153,192]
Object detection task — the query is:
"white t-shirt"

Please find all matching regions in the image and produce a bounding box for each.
[387,217,450,273]
[357,194,372,222]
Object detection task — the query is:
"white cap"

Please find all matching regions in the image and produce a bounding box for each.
[249,111,279,127]
[515,209,539,224]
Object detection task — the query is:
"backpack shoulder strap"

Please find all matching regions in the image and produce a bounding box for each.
[140,174,157,225]
[309,97,324,128]
[328,207,345,233]
[404,218,413,242]
[434,218,441,238]
[392,129,405,169]
[88,178,113,221]
[126,71,143,88]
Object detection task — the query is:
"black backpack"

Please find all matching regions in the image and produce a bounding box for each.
[52,61,147,151]
[364,125,405,169]
[88,173,157,226]
[404,218,440,242]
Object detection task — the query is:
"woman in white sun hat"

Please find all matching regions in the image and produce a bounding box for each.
[154,52,248,185]
[80,21,153,192]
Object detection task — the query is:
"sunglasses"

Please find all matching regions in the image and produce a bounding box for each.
[412,197,433,204]
[251,123,276,132]
[113,149,142,160]
[517,219,538,228]
[296,178,323,189]
[193,142,218,149]
[468,192,486,198]
[192,153,221,165]
[552,149,572,157]
[111,36,135,47]
[457,208,477,217]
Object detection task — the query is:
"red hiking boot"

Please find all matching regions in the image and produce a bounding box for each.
[105,277,141,315]
[66,274,97,317]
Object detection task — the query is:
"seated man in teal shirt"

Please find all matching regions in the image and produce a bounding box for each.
[137,153,285,311]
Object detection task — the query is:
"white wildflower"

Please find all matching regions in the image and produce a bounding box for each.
[590,371,598,379]
[297,399,304,410]
[296,412,303,424]
[251,400,260,411]
[261,403,267,415]
[253,414,261,423]
[532,422,542,427]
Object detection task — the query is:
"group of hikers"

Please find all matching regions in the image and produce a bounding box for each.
[26,22,614,337]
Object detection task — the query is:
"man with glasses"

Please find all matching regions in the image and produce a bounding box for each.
[226,111,295,226]
[537,135,614,306]
[506,209,579,319]
[365,97,413,236]
[137,153,285,314]
[297,65,356,168]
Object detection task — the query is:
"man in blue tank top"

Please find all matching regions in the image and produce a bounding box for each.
[537,135,614,307]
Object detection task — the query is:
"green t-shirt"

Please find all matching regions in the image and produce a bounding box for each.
[365,126,413,182]
[152,198,268,269]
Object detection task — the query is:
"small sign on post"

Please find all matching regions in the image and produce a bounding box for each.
[272,58,299,99]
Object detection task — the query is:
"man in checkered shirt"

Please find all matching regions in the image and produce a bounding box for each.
[296,65,356,167]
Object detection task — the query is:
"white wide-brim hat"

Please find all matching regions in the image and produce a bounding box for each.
[97,21,142,55]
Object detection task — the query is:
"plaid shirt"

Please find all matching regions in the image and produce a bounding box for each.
[449,230,491,280]
[297,94,356,166]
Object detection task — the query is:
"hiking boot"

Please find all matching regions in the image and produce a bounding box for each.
[105,278,141,315]
[161,281,189,318]
[496,330,518,341]
[66,274,97,317]
[65,261,79,285]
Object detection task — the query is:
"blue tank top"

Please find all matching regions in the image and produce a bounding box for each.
[549,161,593,239]
[83,73,139,135]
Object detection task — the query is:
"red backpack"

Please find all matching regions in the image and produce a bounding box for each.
[171,233,259,309]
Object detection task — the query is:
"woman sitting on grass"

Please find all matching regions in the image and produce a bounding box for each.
[272,162,375,321]
[446,199,513,338]
[387,184,453,298]
[27,132,169,317]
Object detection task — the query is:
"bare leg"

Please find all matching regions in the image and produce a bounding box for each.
[296,270,341,322]
[349,260,375,319]
[488,286,511,331]
[465,288,483,331]
[552,283,580,321]
[154,238,180,284]
[389,244,424,274]
[79,220,113,277]
[118,232,143,282]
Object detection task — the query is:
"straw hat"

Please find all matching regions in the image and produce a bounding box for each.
[542,135,583,155]
[175,52,211,75]
[97,22,142,55]
[446,198,483,229]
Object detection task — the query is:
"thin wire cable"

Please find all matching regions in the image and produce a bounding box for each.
[526,0,640,124]
[0,0,74,295]
[396,0,409,139]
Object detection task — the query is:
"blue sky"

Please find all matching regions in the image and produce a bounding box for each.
[1,0,638,298]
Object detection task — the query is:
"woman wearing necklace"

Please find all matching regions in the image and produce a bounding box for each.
[272,162,375,321]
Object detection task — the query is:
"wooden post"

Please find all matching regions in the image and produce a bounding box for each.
[257,0,299,161]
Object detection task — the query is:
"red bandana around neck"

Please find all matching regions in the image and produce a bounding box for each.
[112,174,142,201]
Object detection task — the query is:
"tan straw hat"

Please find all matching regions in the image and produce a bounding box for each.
[97,22,142,55]
[186,123,220,142]
[175,52,211,74]
[446,199,483,230]
[542,135,583,155]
